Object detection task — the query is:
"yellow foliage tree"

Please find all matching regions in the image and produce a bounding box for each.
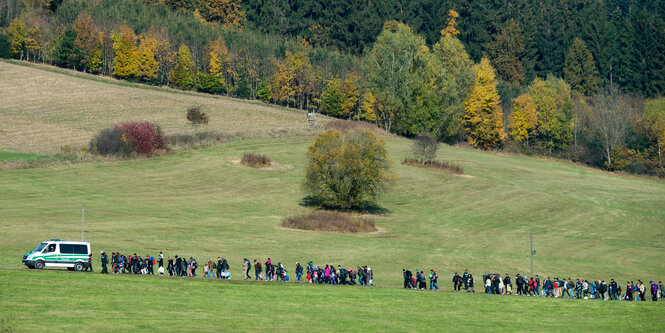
[341,74,360,118]
[462,57,505,149]
[271,52,296,106]
[207,39,230,89]
[441,9,460,37]
[136,33,159,81]
[111,26,138,79]
[359,92,378,122]
[6,18,27,59]
[508,94,537,146]
[201,0,246,28]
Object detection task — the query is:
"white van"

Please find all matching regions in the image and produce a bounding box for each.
[22,239,92,271]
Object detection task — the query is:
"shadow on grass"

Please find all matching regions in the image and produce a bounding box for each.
[299,196,391,215]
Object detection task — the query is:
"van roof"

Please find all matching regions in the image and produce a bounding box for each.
[46,240,89,244]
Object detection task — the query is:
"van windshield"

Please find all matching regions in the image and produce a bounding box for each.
[34,242,47,252]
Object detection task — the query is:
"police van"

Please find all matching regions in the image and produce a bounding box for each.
[22,239,92,271]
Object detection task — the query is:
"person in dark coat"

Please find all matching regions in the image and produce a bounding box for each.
[100,251,108,274]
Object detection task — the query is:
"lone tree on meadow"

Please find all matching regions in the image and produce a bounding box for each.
[412,130,439,163]
[304,130,394,209]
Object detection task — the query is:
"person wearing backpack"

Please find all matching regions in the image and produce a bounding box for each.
[429,270,439,291]
[254,259,263,280]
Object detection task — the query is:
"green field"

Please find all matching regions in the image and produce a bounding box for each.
[1,61,664,331]
[0,269,662,332]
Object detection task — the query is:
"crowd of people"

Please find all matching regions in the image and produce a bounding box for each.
[97,252,662,301]
[401,267,665,302]
[98,251,373,286]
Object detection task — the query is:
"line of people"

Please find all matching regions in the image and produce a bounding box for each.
[99,251,372,286]
[448,270,665,302]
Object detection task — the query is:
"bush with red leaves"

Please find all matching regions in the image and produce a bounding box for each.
[116,122,166,156]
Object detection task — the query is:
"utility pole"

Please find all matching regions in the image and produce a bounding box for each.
[81,205,85,241]
[530,230,534,279]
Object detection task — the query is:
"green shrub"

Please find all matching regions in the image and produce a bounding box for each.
[0,32,10,59]
[186,106,209,126]
[304,129,394,209]
[196,73,224,94]
[89,127,133,156]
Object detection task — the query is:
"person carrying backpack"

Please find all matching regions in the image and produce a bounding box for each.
[254,259,262,280]
[429,270,439,291]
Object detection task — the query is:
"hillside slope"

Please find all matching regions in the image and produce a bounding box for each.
[0,61,315,154]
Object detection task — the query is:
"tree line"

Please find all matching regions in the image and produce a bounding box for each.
[0,0,663,177]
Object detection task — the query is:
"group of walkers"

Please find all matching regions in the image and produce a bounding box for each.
[440,269,665,302]
[98,251,372,286]
[99,252,662,301]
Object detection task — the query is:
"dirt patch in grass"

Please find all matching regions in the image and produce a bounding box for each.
[402,158,464,175]
[282,211,377,233]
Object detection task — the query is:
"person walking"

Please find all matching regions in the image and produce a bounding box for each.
[504,274,512,295]
[638,280,646,301]
[429,270,439,291]
[255,259,263,280]
[651,281,658,301]
[167,257,174,276]
[100,251,108,274]
[295,262,303,283]
[609,279,618,300]
[216,257,223,279]
[243,258,250,280]
[462,269,470,291]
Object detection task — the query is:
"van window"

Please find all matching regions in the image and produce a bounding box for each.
[73,245,88,254]
[47,244,56,252]
[60,244,74,254]
[34,242,47,252]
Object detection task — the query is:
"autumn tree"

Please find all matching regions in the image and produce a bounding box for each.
[201,0,246,28]
[508,94,537,147]
[440,9,460,37]
[170,44,196,90]
[206,39,230,91]
[6,18,27,59]
[564,38,600,96]
[271,52,296,106]
[462,57,505,149]
[487,19,525,84]
[304,130,394,209]
[135,33,159,82]
[111,25,138,79]
[72,13,103,73]
[145,27,175,85]
[528,76,573,153]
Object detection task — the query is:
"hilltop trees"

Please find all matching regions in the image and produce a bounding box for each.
[111,25,138,79]
[487,19,525,84]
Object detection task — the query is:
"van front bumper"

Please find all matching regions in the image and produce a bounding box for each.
[22,259,35,267]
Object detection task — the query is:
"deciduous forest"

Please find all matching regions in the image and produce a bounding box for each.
[1,0,664,176]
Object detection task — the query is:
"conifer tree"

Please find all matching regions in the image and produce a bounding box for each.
[462,58,505,149]
[564,38,599,96]
[487,19,525,84]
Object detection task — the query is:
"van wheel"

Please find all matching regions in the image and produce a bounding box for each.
[74,262,84,272]
[34,260,45,270]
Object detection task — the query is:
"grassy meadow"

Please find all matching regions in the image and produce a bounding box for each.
[0,60,664,331]
[0,269,662,332]
[0,60,318,154]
